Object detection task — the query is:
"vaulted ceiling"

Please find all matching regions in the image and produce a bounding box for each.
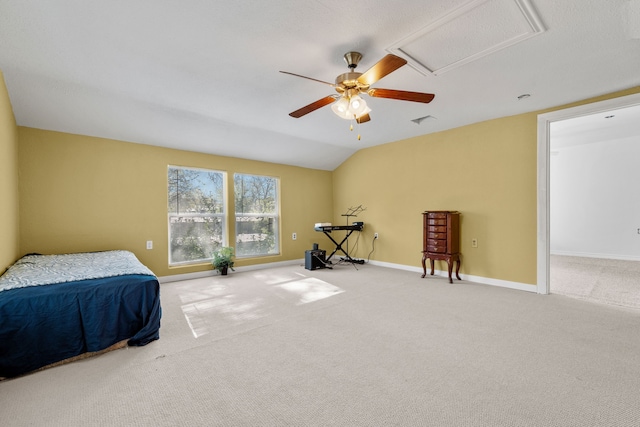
[1,0,639,170]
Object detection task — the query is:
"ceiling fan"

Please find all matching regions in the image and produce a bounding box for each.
[280,52,435,125]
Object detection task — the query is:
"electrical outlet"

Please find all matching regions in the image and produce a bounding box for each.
[292,232,297,240]
[471,238,478,248]
[374,233,379,239]
[146,240,153,250]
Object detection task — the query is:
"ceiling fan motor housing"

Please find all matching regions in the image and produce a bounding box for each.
[343,51,362,69]
[335,72,368,95]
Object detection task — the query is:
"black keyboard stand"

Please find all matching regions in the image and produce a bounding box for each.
[319,229,359,264]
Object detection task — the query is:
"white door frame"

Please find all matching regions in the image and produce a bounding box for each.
[536,92,640,294]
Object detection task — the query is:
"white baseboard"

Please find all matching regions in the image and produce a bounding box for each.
[550,250,640,262]
[367,260,537,293]
[158,270,215,283]
[160,258,536,293]
[158,259,304,284]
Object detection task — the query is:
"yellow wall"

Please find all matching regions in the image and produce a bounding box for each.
[0,71,20,273]
[18,128,333,277]
[333,87,640,287]
[11,84,640,284]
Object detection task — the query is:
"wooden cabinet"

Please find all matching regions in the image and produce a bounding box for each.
[421,211,461,283]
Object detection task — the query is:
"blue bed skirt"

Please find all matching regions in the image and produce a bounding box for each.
[0,274,161,378]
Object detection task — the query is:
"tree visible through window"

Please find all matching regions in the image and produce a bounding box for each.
[234,173,279,257]
[168,166,226,265]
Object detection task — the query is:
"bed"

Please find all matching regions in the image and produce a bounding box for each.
[0,250,161,379]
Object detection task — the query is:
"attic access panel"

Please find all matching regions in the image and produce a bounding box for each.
[388,0,545,76]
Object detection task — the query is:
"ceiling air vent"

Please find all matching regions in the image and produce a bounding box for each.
[411,115,437,125]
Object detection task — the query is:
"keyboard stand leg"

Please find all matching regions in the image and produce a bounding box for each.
[322,230,356,263]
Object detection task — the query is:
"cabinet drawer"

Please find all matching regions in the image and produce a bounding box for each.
[427,219,447,226]
[427,244,447,253]
[427,232,446,239]
[427,238,445,247]
[427,225,447,233]
[427,213,447,219]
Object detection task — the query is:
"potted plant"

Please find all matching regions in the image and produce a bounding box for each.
[212,246,235,275]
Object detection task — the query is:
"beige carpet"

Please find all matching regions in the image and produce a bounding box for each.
[1,263,639,426]
[551,255,640,310]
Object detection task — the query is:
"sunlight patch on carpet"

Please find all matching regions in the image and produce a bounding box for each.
[274,277,344,305]
[252,270,309,285]
[174,280,229,304]
[182,296,267,338]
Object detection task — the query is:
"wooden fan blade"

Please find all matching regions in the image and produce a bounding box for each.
[357,54,407,86]
[280,71,335,87]
[367,88,435,103]
[356,113,371,124]
[289,95,338,118]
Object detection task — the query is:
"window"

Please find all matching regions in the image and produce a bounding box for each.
[168,166,226,265]
[234,173,279,257]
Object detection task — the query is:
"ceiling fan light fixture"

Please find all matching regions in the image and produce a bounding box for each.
[349,95,367,115]
[332,95,370,120]
[335,97,349,112]
[331,97,352,119]
[356,105,371,119]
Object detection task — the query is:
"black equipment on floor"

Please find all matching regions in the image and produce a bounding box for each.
[305,249,326,270]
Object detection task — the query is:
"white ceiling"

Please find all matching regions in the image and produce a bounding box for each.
[551,103,640,150]
[1,0,639,170]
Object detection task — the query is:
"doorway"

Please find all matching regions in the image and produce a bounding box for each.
[536,92,640,296]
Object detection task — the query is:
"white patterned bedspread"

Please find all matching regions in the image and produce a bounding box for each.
[0,250,156,292]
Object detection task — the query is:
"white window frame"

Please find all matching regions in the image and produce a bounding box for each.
[168,165,227,266]
[234,173,280,258]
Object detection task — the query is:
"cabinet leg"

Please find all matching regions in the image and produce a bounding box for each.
[421,254,427,278]
[430,259,435,276]
[447,260,454,284]
[455,258,461,281]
